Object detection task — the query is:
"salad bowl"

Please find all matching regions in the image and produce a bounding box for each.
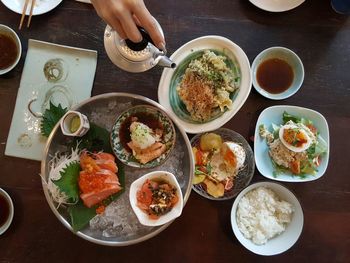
[254,105,329,182]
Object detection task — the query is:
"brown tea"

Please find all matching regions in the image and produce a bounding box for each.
[0,193,10,227]
[0,33,18,70]
[257,58,294,94]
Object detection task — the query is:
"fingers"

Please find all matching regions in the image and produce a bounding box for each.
[132,2,165,49]
[106,17,127,39]
[119,11,143,42]
[91,0,165,48]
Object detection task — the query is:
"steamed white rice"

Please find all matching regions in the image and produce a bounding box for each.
[236,186,294,245]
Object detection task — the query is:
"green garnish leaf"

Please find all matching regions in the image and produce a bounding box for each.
[282,111,301,124]
[68,163,125,232]
[73,123,113,154]
[41,101,68,137]
[53,162,80,203]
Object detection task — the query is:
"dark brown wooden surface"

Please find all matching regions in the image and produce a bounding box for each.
[1,0,350,262]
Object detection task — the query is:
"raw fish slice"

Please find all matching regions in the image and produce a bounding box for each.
[128,141,166,164]
[80,184,122,208]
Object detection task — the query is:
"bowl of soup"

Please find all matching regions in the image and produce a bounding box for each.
[251,47,304,100]
[0,24,22,75]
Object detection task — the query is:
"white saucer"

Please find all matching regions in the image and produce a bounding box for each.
[1,0,62,16]
[249,0,305,12]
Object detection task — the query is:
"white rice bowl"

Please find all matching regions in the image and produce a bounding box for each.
[231,182,303,256]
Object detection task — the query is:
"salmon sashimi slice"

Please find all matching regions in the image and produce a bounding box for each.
[128,141,166,164]
[79,151,122,208]
[80,184,122,208]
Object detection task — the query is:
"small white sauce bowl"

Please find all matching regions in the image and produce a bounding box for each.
[129,171,183,227]
[60,110,90,137]
[251,47,304,100]
[0,188,14,235]
[231,181,304,256]
[0,24,22,75]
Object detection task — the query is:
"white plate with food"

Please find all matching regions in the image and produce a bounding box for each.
[231,181,303,256]
[191,128,254,200]
[254,105,329,182]
[1,0,62,15]
[249,0,305,12]
[158,35,252,134]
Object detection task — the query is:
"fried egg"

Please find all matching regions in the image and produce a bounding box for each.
[210,142,246,181]
[279,124,312,153]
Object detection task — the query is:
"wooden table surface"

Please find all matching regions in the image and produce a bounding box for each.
[1,0,349,262]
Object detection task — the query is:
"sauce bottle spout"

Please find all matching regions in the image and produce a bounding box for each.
[157,55,176,69]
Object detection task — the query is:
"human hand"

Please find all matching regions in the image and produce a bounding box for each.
[91,0,165,50]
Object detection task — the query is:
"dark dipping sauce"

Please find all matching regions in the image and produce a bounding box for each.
[257,58,294,94]
[0,194,10,227]
[0,33,18,70]
[119,112,163,152]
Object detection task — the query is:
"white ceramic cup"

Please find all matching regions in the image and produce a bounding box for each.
[0,24,22,75]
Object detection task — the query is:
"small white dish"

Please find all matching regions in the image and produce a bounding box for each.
[254,105,330,182]
[129,171,183,227]
[252,47,304,100]
[158,35,252,134]
[231,181,304,256]
[0,24,22,75]
[1,0,62,15]
[249,0,305,12]
[0,188,14,235]
[60,110,90,137]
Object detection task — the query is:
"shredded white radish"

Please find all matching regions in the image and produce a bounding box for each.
[42,144,81,208]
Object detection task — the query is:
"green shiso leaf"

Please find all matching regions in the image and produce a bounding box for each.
[68,163,125,232]
[73,123,113,154]
[41,101,68,137]
[53,162,80,203]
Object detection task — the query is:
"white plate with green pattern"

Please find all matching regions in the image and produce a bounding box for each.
[158,35,252,134]
[111,105,176,168]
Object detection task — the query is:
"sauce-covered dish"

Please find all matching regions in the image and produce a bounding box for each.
[111,105,176,168]
[129,171,183,226]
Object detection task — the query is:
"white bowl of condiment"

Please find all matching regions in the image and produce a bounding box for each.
[231,181,303,256]
[0,24,22,75]
[60,110,90,137]
[251,47,304,100]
